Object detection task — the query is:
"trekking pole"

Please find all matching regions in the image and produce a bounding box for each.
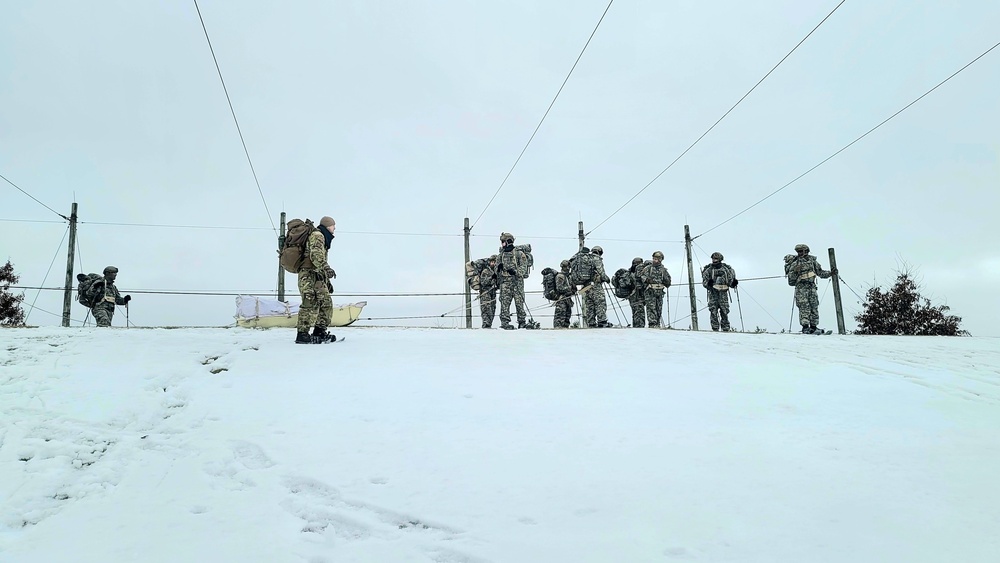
[125,302,129,329]
[734,287,745,332]
[665,286,671,328]
[573,293,584,328]
[789,296,795,333]
[602,284,626,327]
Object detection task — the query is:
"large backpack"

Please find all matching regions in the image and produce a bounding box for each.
[76,273,105,308]
[466,258,490,291]
[279,219,316,273]
[540,268,559,300]
[569,251,595,285]
[784,254,798,286]
[514,244,533,278]
[611,268,634,298]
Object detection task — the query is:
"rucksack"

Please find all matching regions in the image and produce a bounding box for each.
[541,268,559,300]
[569,252,595,285]
[279,219,316,273]
[611,268,633,299]
[784,254,798,286]
[76,273,105,308]
[514,244,533,278]
[466,258,491,291]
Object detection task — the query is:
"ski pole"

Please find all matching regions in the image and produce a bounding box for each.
[665,286,671,328]
[734,287,745,332]
[789,295,796,333]
[602,283,626,327]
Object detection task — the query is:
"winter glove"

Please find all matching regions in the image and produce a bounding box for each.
[729,278,738,288]
[506,267,517,276]
[324,266,337,279]
[830,268,838,276]
[327,281,334,293]
[123,295,132,304]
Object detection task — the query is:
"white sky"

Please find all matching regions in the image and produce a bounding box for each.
[2,1,998,335]
[2,327,999,561]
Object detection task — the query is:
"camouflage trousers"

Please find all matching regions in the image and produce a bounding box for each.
[707,288,731,331]
[297,271,333,333]
[628,293,645,328]
[479,289,497,328]
[92,303,116,327]
[794,283,820,326]
[498,277,526,327]
[644,288,665,328]
[582,283,607,327]
[553,294,573,328]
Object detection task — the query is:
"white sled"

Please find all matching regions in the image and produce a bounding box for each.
[234,295,366,329]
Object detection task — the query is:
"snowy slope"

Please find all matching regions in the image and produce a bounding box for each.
[1,327,998,562]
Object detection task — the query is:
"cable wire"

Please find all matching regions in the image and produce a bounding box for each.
[192,0,276,233]
[696,39,1000,239]
[586,0,846,236]
[1,173,69,220]
[24,227,68,323]
[471,0,615,230]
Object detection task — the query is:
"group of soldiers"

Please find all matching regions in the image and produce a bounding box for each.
[468,233,838,333]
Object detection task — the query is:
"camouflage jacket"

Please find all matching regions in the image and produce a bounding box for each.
[479,261,498,292]
[98,278,125,307]
[497,247,527,280]
[701,262,736,289]
[555,271,575,296]
[786,254,830,285]
[303,230,331,275]
[640,263,672,288]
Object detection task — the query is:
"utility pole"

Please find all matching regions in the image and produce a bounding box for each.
[684,224,699,331]
[828,248,846,334]
[61,202,78,327]
[464,217,472,329]
[578,221,585,250]
[277,212,286,301]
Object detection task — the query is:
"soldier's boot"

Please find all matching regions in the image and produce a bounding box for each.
[295,331,312,344]
[809,324,818,334]
[312,327,333,343]
[501,324,515,330]
[801,325,813,334]
[517,321,526,329]
[482,323,492,329]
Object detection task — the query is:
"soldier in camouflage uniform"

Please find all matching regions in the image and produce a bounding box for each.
[467,255,499,328]
[497,232,528,329]
[627,257,646,328]
[296,216,337,343]
[553,259,576,328]
[91,266,131,327]
[701,252,738,332]
[786,243,836,334]
[588,246,611,328]
[639,251,672,328]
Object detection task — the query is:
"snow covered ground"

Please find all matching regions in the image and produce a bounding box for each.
[1,327,998,562]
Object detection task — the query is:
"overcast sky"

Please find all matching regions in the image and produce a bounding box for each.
[2,1,998,335]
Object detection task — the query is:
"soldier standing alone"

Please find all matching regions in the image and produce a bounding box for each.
[701,252,738,332]
[296,216,337,343]
[786,243,836,334]
[91,266,131,327]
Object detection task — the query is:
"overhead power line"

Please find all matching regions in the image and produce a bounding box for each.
[586,0,846,236]
[471,0,615,230]
[696,39,1000,239]
[0,173,69,220]
[192,0,276,233]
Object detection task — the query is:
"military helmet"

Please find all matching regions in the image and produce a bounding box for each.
[103,266,119,274]
[632,257,643,265]
[500,232,514,242]
[560,259,570,269]
[652,251,664,260]
[794,244,809,253]
[711,252,724,261]
[591,246,603,256]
